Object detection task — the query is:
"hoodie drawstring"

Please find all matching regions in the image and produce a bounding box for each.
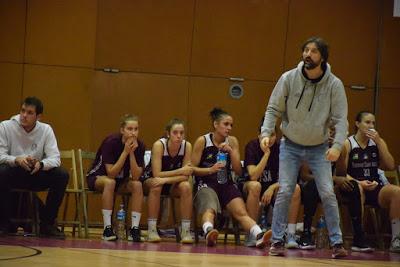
[295,82,317,112]
[308,84,317,111]
[295,82,307,109]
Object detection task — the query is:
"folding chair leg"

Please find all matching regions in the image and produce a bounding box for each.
[61,193,70,233]
[194,212,200,243]
[82,192,89,238]
[122,195,130,237]
[30,192,40,236]
[233,219,240,245]
[193,208,201,243]
[73,192,82,238]
[171,198,181,243]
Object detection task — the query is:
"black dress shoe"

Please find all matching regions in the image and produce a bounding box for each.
[40,224,66,239]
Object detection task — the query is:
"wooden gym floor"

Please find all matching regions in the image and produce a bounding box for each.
[1,233,399,267]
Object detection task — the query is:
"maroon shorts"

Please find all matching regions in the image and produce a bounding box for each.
[364,184,383,207]
[205,181,243,209]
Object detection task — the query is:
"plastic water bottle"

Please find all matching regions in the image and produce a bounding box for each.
[316,215,328,249]
[216,151,227,184]
[116,204,126,240]
[259,205,268,231]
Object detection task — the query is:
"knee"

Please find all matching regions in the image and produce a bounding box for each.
[104,178,116,190]
[178,181,192,196]
[149,185,162,195]
[55,167,69,184]
[130,180,143,193]
[247,181,261,197]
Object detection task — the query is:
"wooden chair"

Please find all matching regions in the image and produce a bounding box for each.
[10,189,42,236]
[77,149,131,238]
[11,149,82,236]
[58,149,85,237]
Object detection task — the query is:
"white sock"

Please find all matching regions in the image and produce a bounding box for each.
[288,223,296,234]
[102,209,112,229]
[250,224,262,239]
[181,219,191,233]
[391,218,400,239]
[202,221,213,234]
[131,211,141,228]
[148,218,157,232]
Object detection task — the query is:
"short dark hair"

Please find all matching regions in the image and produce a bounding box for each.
[302,37,329,64]
[23,97,43,115]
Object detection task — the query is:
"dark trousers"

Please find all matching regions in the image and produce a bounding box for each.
[301,179,320,232]
[0,164,69,226]
[301,179,363,237]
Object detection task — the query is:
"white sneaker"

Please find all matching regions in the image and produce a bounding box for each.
[147,229,161,242]
[244,234,256,247]
[180,230,194,244]
[285,233,299,249]
[390,235,400,253]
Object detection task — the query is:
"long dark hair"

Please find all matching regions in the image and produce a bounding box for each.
[209,107,229,127]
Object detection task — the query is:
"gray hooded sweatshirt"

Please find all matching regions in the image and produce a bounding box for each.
[0,114,61,169]
[261,61,348,151]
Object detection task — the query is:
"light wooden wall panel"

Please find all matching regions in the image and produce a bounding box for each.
[0,63,23,120]
[0,0,26,63]
[187,77,274,157]
[22,64,93,150]
[377,88,400,164]
[285,0,379,88]
[191,0,288,81]
[25,0,97,67]
[95,0,195,74]
[380,0,400,88]
[91,71,189,151]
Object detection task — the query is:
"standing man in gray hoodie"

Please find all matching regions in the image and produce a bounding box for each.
[0,97,69,239]
[260,37,348,258]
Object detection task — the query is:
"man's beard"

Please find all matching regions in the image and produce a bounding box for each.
[303,57,321,70]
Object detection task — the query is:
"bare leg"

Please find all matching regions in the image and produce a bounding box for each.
[226,197,255,232]
[94,176,116,210]
[171,181,192,220]
[244,181,261,221]
[378,184,400,220]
